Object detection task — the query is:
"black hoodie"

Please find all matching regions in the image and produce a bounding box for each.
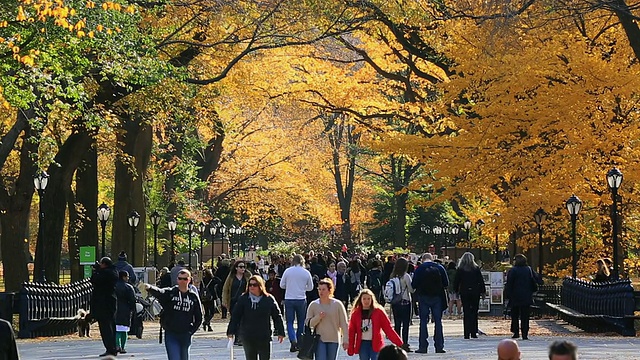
[148,285,203,335]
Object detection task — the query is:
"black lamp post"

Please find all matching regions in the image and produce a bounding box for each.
[198,222,206,270]
[566,194,582,278]
[210,219,219,258]
[464,219,472,251]
[127,210,140,267]
[475,219,485,262]
[607,167,623,279]
[534,208,547,276]
[420,224,430,254]
[433,226,442,258]
[444,226,451,258]
[34,171,49,282]
[229,225,237,258]
[451,225,459,261]
[186,220,195,269]
[239,227,246,259]
[220,224,227,257]
[150,210,160,268]
[97,203,110,259]
[168,217,177,264]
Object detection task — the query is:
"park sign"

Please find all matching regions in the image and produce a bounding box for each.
[79,246,96,265]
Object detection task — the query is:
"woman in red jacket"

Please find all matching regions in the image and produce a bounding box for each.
[347,289,403,360]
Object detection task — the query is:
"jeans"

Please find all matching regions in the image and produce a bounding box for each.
[511,305,530,338]
[391,302,411,344]
[460,293,480,338]
[358,340,378,360]
[164,330,192,360]
[284,299,307,344]
[242,338,271,360]
[417,295,444,351]
[315,340,339,360]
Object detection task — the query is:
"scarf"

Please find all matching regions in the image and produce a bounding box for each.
[327,270,337,285]
[249,293,263,309]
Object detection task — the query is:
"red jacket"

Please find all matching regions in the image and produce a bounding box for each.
[348,307,402,355]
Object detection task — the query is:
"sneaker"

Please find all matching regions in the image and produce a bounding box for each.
[120,349,127,354]
[401,344,412,352]
[436,349,446,354]
[290,343,298,352]
[415,349,428,354]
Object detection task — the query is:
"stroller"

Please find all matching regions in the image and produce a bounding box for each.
[128,295,150,339]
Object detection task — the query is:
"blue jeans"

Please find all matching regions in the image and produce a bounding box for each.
[359,340,378,360]
[164,331,192,360]
[315,339,339,360]
[284,299,307,344]
[418,295,444,351]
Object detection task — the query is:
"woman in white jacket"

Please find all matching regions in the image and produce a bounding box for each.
[388,257,414,352]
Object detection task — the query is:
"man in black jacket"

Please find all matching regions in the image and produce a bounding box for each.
[90,257,119,357]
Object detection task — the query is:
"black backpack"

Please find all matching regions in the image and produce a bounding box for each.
[420,265,443,296]
[367,269,383,294]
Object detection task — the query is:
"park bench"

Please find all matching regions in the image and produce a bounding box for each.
[17,279,92,338]
[546,278,638,336]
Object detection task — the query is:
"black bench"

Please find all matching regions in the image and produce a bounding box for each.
[547,278,638,336]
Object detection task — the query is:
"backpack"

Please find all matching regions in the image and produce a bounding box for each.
[367,270,383,294]
[201,280,213,302]
[384,278,403,305]
[420,265,443,296]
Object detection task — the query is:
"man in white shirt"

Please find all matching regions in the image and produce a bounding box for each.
[280,254,314,352]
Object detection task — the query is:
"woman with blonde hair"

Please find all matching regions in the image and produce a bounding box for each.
[347,289,403,360]
[227,275,285,360]
[306,278,348,360]
[453,252,485,339]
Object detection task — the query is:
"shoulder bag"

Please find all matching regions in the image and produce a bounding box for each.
[297,319,320,360]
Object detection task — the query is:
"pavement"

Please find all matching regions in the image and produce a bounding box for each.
[15,316,640,359]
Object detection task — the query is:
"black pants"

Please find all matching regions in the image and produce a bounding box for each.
[202,300,215,325]
[242,338,271,360]
[392,302,411,344]
[460,293,480,338]
[97,314,117,354]
[510,305,530,338]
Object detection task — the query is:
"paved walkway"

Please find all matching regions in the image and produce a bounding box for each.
[16,318,640,359]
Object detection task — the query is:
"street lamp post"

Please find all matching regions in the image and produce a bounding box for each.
[198,222,206,270]
[209,219,219,259]
[168,217,177,264]
[420,224,430,254]
[97,203,110,259]
[607,167,623,279]
[150,211,161,268]
[464,219,472,251]
[34,171,49,282]
[229,225,236,258]
[433,226,442,259]
[451,225,459,261]
[127,210,140,267]
[219,224,227,257]
[475,219,485,262]
[239,227,246,259]
[186,220,195,269]
[566,195,582,278]
[534,208,547,276]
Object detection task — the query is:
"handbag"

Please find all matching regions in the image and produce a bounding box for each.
[297,320,320,360]
[528,267,539,292]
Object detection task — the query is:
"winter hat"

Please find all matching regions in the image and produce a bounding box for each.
[118,251,127,261]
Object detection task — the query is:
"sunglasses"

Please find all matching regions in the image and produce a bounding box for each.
[248,283,259,287]
[177,277,189,281]
[237,265,245,269]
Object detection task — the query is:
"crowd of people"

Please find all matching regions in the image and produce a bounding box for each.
[82,247,586,360]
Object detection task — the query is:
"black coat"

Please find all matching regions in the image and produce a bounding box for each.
[90,265,118,319]
[453,267,486,297]
[505,265,536,306]
[115,280,136,326]
[0,319,18,360]
[227,293,284,342]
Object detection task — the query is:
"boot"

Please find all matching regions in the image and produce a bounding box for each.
[207,324,213,332]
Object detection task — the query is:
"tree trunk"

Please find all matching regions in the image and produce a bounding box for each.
[75,145,98,255]
[0,118,38,291]
[112,114,152,267]
[394,192,408,248]
[34,129,94,283]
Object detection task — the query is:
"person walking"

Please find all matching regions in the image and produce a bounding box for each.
[280,254,314,352]
[334,261,349,309]
[306,278,349,360]
[115,251,136,285]
[90,256,119,357]
[200,269,219,332]
[411,253,448,354]
[227,275,285,360]
[446,261,462,319]
[170,260,186,286]
[593,259,611,283]
[215,258,231,318]
[366,260,384,306]
[347,289,403,360]
[115,271,136,354]
[222,260,251,345]
[143,269,203,360]
[387,257,414,352]
[453,252,486,339]
[504,254,538,340]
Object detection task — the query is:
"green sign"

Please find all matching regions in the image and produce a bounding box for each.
[79,246,96,265]
[83,265,93,279]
